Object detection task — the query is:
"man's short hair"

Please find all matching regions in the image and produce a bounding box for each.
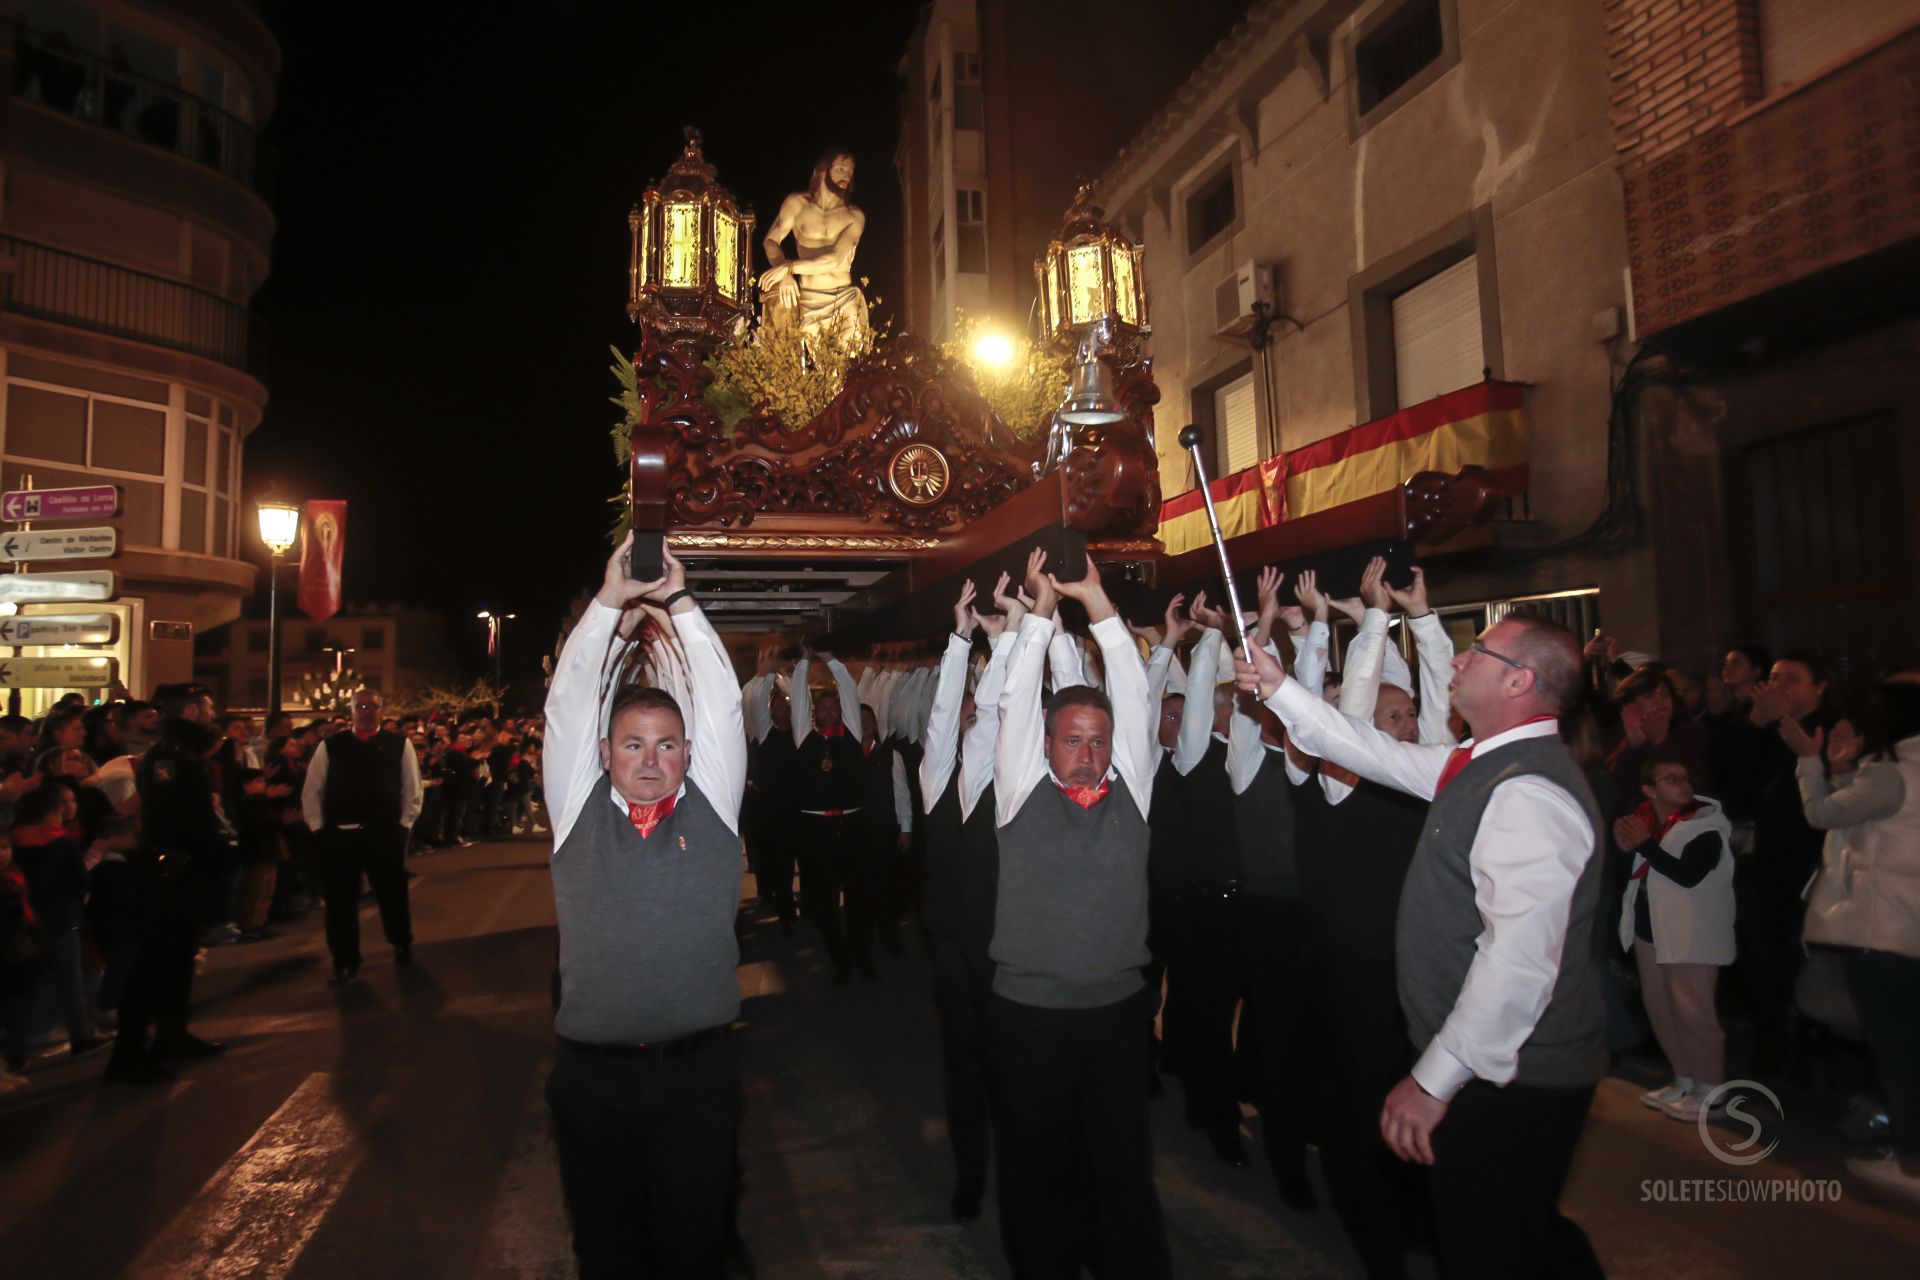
[1044,685,1113,736]
[1729,643,1771,674]
[1503,615,1584,714]
[1640,753,1690,786]
[157,689,199,719]
[1613,664,1675,708]
[607,685,685,737]
[0,714,30,735]
[1775,650,1832,687]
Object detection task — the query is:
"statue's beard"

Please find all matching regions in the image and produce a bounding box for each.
[822,175,851,200]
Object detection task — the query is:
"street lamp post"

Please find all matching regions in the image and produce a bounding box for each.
[256,500,301,716]
[477,610,515,713]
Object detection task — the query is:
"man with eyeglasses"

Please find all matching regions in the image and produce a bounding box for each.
[302,687,423,984]
[1237,610,1606,1280]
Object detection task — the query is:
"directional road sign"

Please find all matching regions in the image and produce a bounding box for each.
[0,613,119,646]
[0,571,117,603]
[0,485,120,523]
[0,527,117,562]
[0,656,117,688]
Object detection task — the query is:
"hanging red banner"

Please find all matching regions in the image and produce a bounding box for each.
[297,500,346,622]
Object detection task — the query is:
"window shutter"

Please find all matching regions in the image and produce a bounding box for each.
[1391,255,1483,410]
[1214,372,1259,475]
[1759,0,1915,94]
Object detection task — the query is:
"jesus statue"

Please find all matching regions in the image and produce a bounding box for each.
[758,149,869,346]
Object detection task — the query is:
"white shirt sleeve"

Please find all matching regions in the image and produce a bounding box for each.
[790,659,813,748]
[1174,629,1224,775]
[1410,612,1458,746]
[1410,776,1597,1100]
[741,673,772,745]
[400,740,422,827]
[995,613,1058,827]
[961,630,1018,817]
[544,601,626,849]
[675,606,748,833]
[892,751,912,832]
[1264,675,1451,800]
[301,739,329,831]
[1048,630,1089,692]
[1091,615,1154,822]
[1146,644,1174,705]
[1292,621,1330,698]
[919,634,971,814]
[1341,608,1391,722]
[828,658,860,731]
[1165,650,1188,697]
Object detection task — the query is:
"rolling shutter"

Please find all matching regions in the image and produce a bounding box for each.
[1391,255,1483,410]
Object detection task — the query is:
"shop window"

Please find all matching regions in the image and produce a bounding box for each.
[90,400,166,474]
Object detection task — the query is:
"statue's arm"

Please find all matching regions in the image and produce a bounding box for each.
[790,207,866,278]
[761,195,803,270]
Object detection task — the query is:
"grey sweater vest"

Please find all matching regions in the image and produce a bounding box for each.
[991,775,1150,1010]
[1397,735,1608,1089]
[551,775,741,1044]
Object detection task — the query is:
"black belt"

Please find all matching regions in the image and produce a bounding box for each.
[557,1023,731,1063]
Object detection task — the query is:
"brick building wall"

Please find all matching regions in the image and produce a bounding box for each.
[1604,0,1763,166]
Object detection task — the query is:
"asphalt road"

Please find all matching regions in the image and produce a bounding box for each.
[1,837,1915,1278]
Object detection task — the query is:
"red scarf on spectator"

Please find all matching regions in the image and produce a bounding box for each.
[1,864,32,924]
[1628,799,1705,878]
[1058,780,1110,810]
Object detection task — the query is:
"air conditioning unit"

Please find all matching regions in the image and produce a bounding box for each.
[1214,260,1277,340]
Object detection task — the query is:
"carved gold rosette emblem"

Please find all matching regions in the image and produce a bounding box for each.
[887,443,951,506]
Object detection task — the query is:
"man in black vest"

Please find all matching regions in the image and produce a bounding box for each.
[1239,612,1606,1280]
[543,533,747,1277]
[791,651,865,985]
[987,549,1171,1280]
[745,670,800,932]
[302,690,422,984]
[855,701,912,965]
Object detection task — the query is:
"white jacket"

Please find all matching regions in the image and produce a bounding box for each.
[1801,738,1920,961]
[1618,796,1736,965]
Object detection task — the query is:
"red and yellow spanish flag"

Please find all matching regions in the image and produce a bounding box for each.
[1156,381,1527,554]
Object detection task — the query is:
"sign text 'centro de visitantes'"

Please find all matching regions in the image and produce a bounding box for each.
[0,485,121,522]
[0,527,118,562]
[0,613,118,645]
[0,656,117,688]
[0,571,116,603]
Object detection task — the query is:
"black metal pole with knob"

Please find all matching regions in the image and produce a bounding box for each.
[1177,424,1256,663]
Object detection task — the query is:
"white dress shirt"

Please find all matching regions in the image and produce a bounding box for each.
[1264,678,1594,1102]
[1048,630,1089,692]
[543,600,747,849]
[921,629,1022,819]
[1173,628,1227,776]
[790,657,862,750]
[1322,609,1458,805]
[301,732,424,832]
[1291,621,1330,697]
[995,612,1153,827]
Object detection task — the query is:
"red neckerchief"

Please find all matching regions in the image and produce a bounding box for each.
[818,724,848,739]
[1628,799,1706,879]
[627,794,677,839]
[1433,715,1560,797]
[355,728,378,742]
[1058,779,1111,810]
[863,740,876,758]
[0,864,31,924]
[12,822,81,848]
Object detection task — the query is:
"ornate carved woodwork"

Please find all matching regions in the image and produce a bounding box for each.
[1060,353,1162,537]
[1397,465,1505,544]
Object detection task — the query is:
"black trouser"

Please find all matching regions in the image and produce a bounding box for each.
[797,813,858,973]
[1428,1080,1602,1280]
[114,867,202,1057]
[1845,947,1920,1161]
[932,935,995,1178]
[1301,924,1422,1279]
[1146,885,1185,1074]
[750,816,796,925]
[855,823,900,958]
[1171,884,1245,1134]
[319,826,412,967]
[1235,894,1314,1184]
[546,1033,742,1279]
[985,986,1172,1280]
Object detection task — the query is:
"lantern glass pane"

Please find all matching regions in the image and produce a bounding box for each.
[664,202,702,289]
[1043,254,1061,333]
[714,211,740,301]
[1112,241,1138,327]
[638,206,653,288]
[1067,244,1105,326]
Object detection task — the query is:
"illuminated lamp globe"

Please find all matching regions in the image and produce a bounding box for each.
[256,500,301,555]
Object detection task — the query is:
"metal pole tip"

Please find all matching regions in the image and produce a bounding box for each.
[1177,424,1204,450]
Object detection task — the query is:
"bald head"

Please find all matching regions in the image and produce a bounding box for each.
[1503,616,1584,713]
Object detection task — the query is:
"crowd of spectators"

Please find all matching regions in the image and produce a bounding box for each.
[0,689,544,1092]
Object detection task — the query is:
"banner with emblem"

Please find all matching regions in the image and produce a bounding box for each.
[297,500,347,622]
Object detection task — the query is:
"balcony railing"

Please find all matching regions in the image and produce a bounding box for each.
[0,236,266,379]
[9,22,270,196]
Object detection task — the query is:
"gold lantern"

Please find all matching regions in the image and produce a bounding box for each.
[1034,184,1149,344]
[628,126,756,348]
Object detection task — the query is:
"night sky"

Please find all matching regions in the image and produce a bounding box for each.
[243,1,921,676]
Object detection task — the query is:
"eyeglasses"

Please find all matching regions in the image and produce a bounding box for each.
[1470,641,1530,672]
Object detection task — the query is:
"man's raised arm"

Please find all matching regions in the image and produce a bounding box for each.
[659,547,747,834]
[920,581,977,812]
[995,548,1059,828]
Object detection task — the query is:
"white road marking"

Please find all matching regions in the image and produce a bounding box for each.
[127,1072,369,1280]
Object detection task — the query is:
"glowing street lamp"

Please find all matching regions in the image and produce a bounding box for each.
[972,331,1016,371]
[256,499,301,716]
